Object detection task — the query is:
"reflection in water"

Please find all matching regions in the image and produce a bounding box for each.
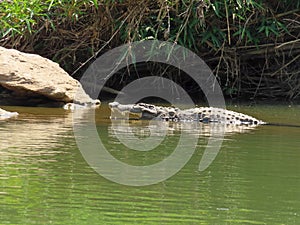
[0,107,260,156]
[109,118,259,137]
[0,115,72,151]
[109,119,259,173]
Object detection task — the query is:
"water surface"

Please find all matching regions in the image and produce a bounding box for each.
[0,104,299,224]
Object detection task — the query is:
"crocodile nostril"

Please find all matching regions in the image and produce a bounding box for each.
[108,102,118,108]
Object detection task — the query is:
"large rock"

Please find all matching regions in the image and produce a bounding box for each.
[0,107,18,120]
[0,47,99,105]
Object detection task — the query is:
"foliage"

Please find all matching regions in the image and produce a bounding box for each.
[0,0,299,99]
[1,0,297,51]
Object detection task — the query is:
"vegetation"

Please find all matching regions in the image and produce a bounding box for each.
[0,0,299,100]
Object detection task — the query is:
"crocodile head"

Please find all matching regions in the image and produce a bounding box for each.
[109,102,136,116]
[109,102,179,120]
[109,102,159,119]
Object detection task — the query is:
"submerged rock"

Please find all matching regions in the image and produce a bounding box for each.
[0,47,99,106]
[0,107,18,120]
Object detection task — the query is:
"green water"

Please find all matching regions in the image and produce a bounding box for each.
[0,104,299,224]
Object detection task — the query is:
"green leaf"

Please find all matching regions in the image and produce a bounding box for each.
[265,27,269,37]
[258,25,265,33]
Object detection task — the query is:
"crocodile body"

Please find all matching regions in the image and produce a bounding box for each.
[109,102,265,126]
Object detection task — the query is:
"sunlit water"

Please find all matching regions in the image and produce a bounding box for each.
[0,104,299,224]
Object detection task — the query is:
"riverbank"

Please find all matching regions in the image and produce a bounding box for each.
[0,0,299,100]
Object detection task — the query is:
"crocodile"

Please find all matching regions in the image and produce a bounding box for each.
[108,102,265,126]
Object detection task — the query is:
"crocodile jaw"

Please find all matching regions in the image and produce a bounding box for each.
[108,102,142,118]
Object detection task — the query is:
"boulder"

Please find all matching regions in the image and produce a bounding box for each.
[0,47,100,106]
[0,107,18,120]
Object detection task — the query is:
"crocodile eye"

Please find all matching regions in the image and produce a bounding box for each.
[169,112,175,117]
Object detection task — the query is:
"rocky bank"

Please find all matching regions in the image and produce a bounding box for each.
[0,46,101,119]
[0,46,99,107]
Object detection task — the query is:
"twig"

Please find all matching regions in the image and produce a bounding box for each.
[275,9,300,18]
[270,54,300,76]
[275,39,300,49]
[224,0,231,45]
